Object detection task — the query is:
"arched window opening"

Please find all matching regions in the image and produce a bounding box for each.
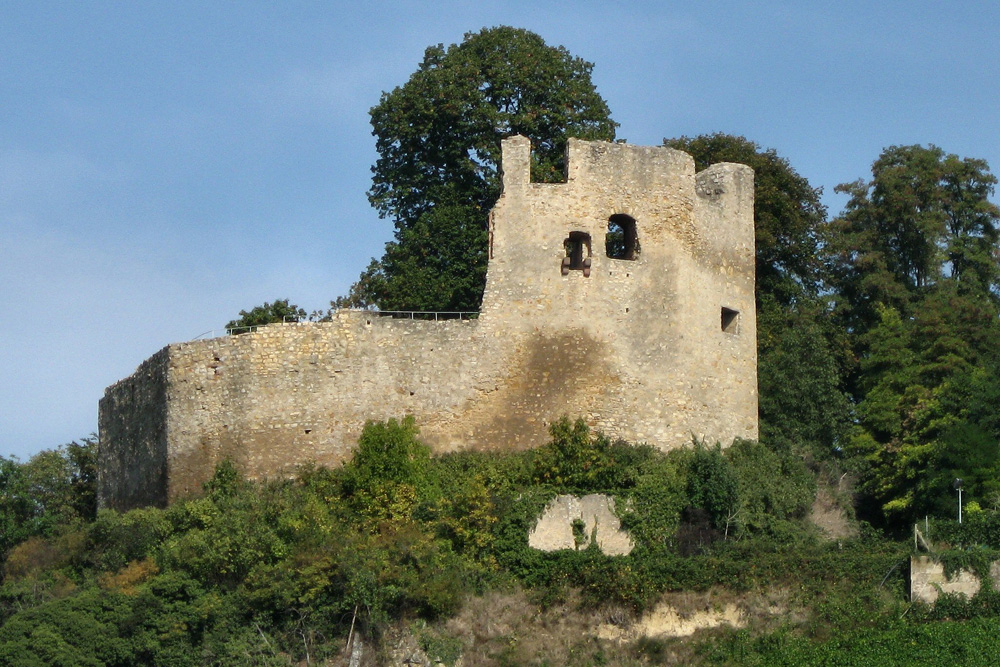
[606,214,640,260]
[562,232,592,276]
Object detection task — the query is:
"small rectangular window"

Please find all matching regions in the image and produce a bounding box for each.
[721,307,739,334]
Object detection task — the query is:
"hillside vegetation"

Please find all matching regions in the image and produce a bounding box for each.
[4,419,1000,666]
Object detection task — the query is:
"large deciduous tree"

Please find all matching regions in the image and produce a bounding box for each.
[348,26,617,311]
[849,290,1000,523]
[829,146,1000,525]
[825,144,1000,335]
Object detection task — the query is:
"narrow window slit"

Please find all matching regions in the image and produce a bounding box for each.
[562,231,592,276]
[721,307,740,334]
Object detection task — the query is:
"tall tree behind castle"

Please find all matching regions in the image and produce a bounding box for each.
[340,26,617,311]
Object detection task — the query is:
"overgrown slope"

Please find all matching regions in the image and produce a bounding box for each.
[4,419,1000,665]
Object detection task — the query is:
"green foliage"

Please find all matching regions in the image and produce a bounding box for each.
[685,442,739,533]
[657,138,1000,534]
[934,513,1000,550]
[352,26,616,310]
[86,508,172,572]
[1,418,993,664]
[701,618,1000,666]
[848,288,1000,524]
[226,298,306,334]
[159,512,286,590]
[340,416,433,528]
[726,439,815,537]
[416,624,464,666]
[203,458,245,500]
[433,473,500,566]
[347,202,489,312]
[530,417,655,492]
[618,455,687,551]
[159,465,289,589]
[825,144,1000,334]
[822,144,1000,527]
[0,438,96,559]
[345,416,429,489]
[0,588,134,667]
[756,295,852,456]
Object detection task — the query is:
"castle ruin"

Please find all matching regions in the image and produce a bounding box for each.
[98,136,758,510]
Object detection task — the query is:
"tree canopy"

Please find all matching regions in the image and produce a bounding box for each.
[0,438,96,555]
[226,299,306,334]
[825,144,1000,334]
[825,145,1000,524]
[347,26,617,311]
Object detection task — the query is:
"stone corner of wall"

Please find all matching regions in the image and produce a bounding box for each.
[909,554,996,605]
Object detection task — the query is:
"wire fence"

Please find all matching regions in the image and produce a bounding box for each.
[192,310,479,340]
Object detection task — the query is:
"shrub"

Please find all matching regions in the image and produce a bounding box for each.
[87,508,172,572]
[531,417,655,492]
[618,455,686,551]
[685,441,739,533]
[726,438,816,538]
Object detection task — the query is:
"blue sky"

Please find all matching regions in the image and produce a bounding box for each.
[2,1,998,460]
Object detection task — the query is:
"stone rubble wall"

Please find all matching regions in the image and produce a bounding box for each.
[160,313,493,502]
[98,348,170,509]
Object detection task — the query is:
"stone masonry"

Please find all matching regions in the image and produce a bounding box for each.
[910,556,1000,604]
[529,494,634,556]
[99,137,758,509]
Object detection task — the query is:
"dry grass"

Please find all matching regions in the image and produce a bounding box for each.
[809,476,857,541]
[365,585,810,666]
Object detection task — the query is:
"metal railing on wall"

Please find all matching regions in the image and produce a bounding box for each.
[191,310,479,340]
[373,310,479,321]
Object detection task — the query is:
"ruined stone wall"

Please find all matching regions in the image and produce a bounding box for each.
[481,138,757,446]
[99,137,758,508]
[98,348,170,509]
[130,312,643,504]
[910,556,1000,603]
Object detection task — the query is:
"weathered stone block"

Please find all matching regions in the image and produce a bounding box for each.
[909,555,1000,603]
[529,494,633,556]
